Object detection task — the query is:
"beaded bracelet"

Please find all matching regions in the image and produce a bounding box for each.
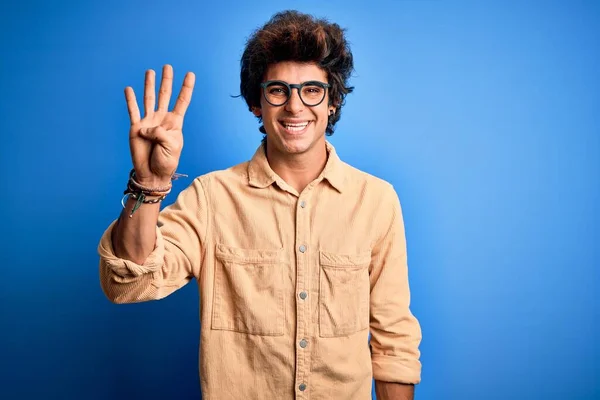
[121,169,188,218]
[126,180,172,197]
[121,192,168,218]
[128,169,172,193]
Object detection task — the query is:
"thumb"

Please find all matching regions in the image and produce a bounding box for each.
[139,126,168,143]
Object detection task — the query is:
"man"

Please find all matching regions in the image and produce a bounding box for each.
[98,10,422,400]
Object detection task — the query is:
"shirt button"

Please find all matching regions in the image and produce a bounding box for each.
[299,383,307,391]
[299,291,307,300]
[300,200,306,208]
[299,245,306,253]
[299,339,308,348]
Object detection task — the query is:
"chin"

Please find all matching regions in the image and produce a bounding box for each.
[272,136,311,154]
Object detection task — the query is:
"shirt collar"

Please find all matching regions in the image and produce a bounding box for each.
[247,140,345,193]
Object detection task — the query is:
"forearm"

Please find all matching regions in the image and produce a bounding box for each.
[370,186,422,389]
[375,381,414,400]
[112,197,161,265]
[101,197,186,304]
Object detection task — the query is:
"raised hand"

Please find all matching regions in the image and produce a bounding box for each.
[125,65,195,187]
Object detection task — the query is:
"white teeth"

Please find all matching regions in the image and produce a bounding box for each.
[282,122,309,132]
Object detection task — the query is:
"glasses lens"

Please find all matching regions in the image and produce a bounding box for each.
[300,84,326,106]
[264,83,289,106]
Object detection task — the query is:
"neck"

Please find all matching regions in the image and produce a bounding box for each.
[265,140,328,193]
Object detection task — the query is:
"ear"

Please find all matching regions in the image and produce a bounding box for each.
[329,107,336,116]
[252,107,262,117]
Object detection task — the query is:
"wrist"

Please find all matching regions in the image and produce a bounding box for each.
[130,169,172,190]
[135,177,172,188]
[122,169,173,218]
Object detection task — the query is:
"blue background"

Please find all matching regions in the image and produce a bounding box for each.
[1,1,598,399]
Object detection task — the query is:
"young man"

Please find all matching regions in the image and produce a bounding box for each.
[98,10,422,400]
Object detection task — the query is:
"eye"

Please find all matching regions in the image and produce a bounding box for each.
[302,85,324,96]
[268,86,288,96]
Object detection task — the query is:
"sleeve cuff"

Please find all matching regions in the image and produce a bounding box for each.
[372,354,422,385]
[97,220,165,278]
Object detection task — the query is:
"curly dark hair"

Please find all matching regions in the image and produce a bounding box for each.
[240,10,354,135]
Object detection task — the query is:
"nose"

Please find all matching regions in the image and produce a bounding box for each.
[285,88,304,114]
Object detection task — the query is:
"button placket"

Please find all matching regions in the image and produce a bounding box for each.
[295,190,312,397]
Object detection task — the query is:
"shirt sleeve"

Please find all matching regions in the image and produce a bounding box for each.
[97,177,209,304]
[369,184,422,384]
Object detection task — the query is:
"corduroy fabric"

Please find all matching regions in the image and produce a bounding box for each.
[98,141,421,400]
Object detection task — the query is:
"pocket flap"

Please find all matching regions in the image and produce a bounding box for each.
[319,250,371,267]
[216,243,284,264]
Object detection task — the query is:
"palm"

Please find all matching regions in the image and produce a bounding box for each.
[130,111,183,180]
[125,65,195,186]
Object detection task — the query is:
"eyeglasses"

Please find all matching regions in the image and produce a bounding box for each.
[260,80,331,107]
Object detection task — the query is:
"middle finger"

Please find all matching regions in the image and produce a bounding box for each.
[143,69,156,117]
[157,65,173,112]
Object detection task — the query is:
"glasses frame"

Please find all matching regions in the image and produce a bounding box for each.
[260,80,331,107]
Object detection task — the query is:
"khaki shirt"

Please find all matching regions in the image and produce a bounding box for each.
[98,141,422,400]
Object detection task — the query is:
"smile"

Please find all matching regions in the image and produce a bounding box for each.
[279,120,312,134]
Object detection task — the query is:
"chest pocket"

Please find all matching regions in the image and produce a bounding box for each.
[211,244,286,336]
[319,250,371,337]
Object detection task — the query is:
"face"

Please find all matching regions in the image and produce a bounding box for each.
[253,61,335,157]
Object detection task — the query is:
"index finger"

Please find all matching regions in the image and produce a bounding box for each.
[172,72,195,117]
